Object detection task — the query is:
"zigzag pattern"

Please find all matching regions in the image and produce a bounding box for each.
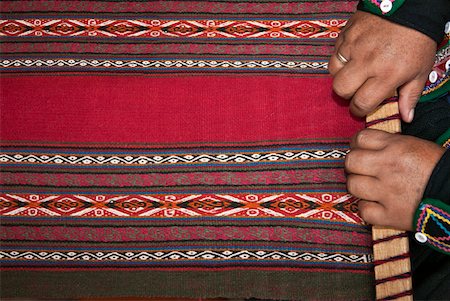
[0,149,346,165]
[0,59,328,71]
[0,249,371,263]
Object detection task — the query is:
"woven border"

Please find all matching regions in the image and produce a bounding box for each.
[366,98,413,301]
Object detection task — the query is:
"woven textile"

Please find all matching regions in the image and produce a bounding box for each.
[0,1,374,300]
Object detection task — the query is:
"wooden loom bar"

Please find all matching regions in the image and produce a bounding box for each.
[366,101,413,301]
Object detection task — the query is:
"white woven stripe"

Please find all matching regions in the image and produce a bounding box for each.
[0,59,328,70]
[0,150,347,166]
[0,250,372,263]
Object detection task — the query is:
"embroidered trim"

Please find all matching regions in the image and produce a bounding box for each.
[414,198,450,255]
[362,0,405,16]
[436,128,450,149]
[420,33,450,102]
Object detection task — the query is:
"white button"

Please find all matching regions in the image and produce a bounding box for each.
[380,0,393,13]
[429,70,438,83]
[445,21,450,34]
[415,232,428,243]
[446,59,450,72]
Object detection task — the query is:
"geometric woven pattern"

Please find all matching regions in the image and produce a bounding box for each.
[0,58,329,72]
[0,19,345,39]
[0,148,347,165]
[0,193,362,222]
[0,1,376,300]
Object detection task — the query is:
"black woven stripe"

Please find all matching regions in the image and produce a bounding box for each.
[0,239,369,245]
[1,240,371,249]
[0,165,342,174]
[0,263,370,270]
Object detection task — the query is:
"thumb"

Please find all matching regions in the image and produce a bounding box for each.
[398,79,426,123]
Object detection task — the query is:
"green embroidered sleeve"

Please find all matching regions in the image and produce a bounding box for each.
[360,0,406,16]
[413,198,450,255]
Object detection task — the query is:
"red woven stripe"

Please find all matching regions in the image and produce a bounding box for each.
[372,232,408,245]
[365,114,401,128]
[375,272,412,285]
[379,97,399,105]
[0,76,362,143]
[377,290,413,301]
[372,253,410,266]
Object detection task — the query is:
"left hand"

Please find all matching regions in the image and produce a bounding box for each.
[328,11,437,123]
[345,129,445,230]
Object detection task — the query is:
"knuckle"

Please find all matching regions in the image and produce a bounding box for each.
[354,130,367,147]
[358,202,371,222]
[328,61,338,76]
[332,80,352,99]
[340,28,355,44]
[346,175,358,196]
[351,97,374,115]
[344,152,353,172]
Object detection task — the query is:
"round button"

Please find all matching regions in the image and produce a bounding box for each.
[380,0,393,13]
[429,70,438,83]
[415,232,428,243]
[445,21,450,34]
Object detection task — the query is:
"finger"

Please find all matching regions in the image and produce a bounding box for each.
[334,33,345,52]
[345,149,381,176]
[346,174,382,201]
[328,53,345,76]
[328,43,349,76]
[331,60,367,99]
[333,20,351,56]
[350,77,397,117]
[350,129,391,150]
[358,200,386,226]
[398,78,427,123]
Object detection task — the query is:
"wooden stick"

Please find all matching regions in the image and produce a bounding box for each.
[366,100,413,301]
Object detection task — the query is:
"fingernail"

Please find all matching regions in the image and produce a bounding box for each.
[408,109,415,123]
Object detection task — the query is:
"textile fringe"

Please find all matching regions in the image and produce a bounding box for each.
[366,98,413,301]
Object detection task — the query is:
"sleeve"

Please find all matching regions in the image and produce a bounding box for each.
[358,0,450,44]
[413,140,450,255]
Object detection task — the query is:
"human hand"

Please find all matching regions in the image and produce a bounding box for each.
[345,129,445,230]
[328,11,437,123]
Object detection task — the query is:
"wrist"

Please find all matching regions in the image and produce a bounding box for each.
[358,0,450,44]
